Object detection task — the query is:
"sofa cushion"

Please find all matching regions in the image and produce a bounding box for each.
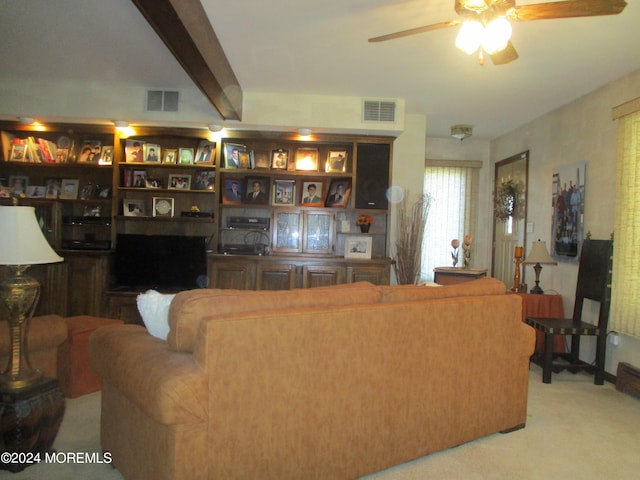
[380,277,506,303]
[137,290,176,340]
[168,281,382,352]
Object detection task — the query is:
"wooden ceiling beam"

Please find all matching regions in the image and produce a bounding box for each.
[131,0,242,121]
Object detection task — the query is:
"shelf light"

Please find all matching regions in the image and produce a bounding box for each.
[18,117,35,125]
[114,121,129,130]
[208,124,223,132]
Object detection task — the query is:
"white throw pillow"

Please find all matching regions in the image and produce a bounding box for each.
[136,289,176,340]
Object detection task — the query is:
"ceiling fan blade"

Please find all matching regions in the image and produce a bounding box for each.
[510,0,627,22]
[490,41,519,65]
[368,20,461,43]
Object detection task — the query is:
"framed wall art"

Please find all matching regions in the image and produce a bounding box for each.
[271,148,288,169]
[295,148,319,171]
[195,141,215,164]
[273,179,295,206]
[224,143,246,168]
[299,180,325,207]
[325,178,352,207]
[143,143,161,163]
[326,150,348,173]
[152,197,175,217]
[344,236,372,260]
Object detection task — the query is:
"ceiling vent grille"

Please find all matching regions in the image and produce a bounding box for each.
[146,90,179,112]
[363,100,396,122]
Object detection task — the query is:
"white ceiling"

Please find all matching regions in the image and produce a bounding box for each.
[2,0,639,139]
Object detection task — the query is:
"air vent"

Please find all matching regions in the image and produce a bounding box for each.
[146,90,179,112]
[363,100,396,122]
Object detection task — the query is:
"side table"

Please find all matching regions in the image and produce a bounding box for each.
[0,377,65,472]
[433,267,487,285]
[513,292,565,354]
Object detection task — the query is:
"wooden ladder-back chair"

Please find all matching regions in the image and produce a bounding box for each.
[525,239,613,384]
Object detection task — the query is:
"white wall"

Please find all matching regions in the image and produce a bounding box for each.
[491,68,640,374]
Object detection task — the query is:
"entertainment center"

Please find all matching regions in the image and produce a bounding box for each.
[0,121,394,324]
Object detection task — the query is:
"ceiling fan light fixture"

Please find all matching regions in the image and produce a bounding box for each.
[482,18,512,55]
[455,21,484,55]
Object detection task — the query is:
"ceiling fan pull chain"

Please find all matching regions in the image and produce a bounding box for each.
[478,49,485,66]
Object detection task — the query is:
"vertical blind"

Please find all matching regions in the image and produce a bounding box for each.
[421,160,480,281]
[611,107,640,338]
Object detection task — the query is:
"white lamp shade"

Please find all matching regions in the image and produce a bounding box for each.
[523,241,557,266]
[0,206,63,265]
[455,21,484,55]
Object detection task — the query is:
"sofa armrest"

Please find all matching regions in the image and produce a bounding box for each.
[88,325,207,425]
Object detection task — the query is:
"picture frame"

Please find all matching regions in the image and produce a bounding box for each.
[78,140,102,163]
[60,178,79,199]
[145,177,163,189]
[79,183,96,200]
[152,197,175,217]
[96,185,111,199]
[44,178,61,199]
[123,199,145,217]
[271,148,288,170]
[9,143,27,162]
[125,140,144,163]
[222,177,244,204]
[272,210,302,253]
[344,236,373,260]
[224,143,246,168]
[163,148,178,164]
[299,179,325,207]
[8,175,28,195]
[99,145,114,165]
[132,170,147,187]
[273,179,296,206]
[238,151,251,169]
[326,150,348,173]
[143,143,161,163]
[325,178,352,208]
[295,147,319,171]
[26,185,46,198]
[303,211,334,254]
[244,177,269,205]
[253,150,270,169]
[178,148,194,165]
[194,141,215,165]
[193,170,215,191]
[168,174,191,190]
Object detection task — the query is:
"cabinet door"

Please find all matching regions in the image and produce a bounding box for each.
[301,265,345,288]
[256,263,296,290]
[208,260,255,290]
[347,264,390,285]
[107,293,143,325]
[65,254,109,316]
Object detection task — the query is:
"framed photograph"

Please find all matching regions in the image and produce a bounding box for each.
[44,178,61,199]
[325,178,352,207]
[344,236,373,260]
[169,174,191,190]
[144,143,161,163]
[78,140,101,163]
[253,150,270,169]
[238,151,251,169]
[153,197,175,217]
[125,140,144,163]
[145,177,163,189]
[272,210,302,253]
[271,148,288,170]
[224,143,246,168]
[99,145,114,165]
[96,185,111,199]
[244,177,269,205]
[273,179,296,206]
[132,170,147,187]
[26,185,45,198]
[295,148,319,171]
[60,178,79,199]
[222,177,244,204]
[123,199,145,217]
[326,150,348,173]
[9,143,27,162]
[163,148,178,164]
[194,170,215,191]
[195,141,215,164]
[8,175,28,195]
[79,183,96,200]
[178,148,194,165]
[299,180,325,207]
[303,211,334,254]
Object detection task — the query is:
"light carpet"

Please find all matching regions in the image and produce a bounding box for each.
[2,364,639,480]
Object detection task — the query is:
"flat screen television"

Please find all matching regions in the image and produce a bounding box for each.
[114,234,207,291]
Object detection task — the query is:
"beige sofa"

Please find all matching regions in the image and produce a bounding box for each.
[89,278,535,480]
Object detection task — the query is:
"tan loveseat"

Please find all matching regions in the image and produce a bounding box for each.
[88,278,535,480]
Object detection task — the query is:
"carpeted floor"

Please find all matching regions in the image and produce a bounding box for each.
[2,364,639,480]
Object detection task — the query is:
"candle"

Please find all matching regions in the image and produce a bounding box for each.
[514,246,523,258]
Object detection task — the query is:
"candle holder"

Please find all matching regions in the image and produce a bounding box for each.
[511,246,523,292]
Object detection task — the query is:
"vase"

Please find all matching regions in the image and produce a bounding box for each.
[359,224,370,233]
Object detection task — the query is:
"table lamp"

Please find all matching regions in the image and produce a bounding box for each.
[523,240,557,294]
[0,205,63,390]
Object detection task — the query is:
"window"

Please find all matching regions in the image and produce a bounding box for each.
[421,160,481,281]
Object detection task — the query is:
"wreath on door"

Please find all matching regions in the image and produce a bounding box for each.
[494,180,518,222]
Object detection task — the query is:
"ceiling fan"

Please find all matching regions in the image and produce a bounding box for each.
[368,0,627,65]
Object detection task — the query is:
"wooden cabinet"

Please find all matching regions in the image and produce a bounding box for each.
[65,252,110,316]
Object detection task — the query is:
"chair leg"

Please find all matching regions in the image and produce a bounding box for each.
[594,334,606,385]
[542,332,554,384]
